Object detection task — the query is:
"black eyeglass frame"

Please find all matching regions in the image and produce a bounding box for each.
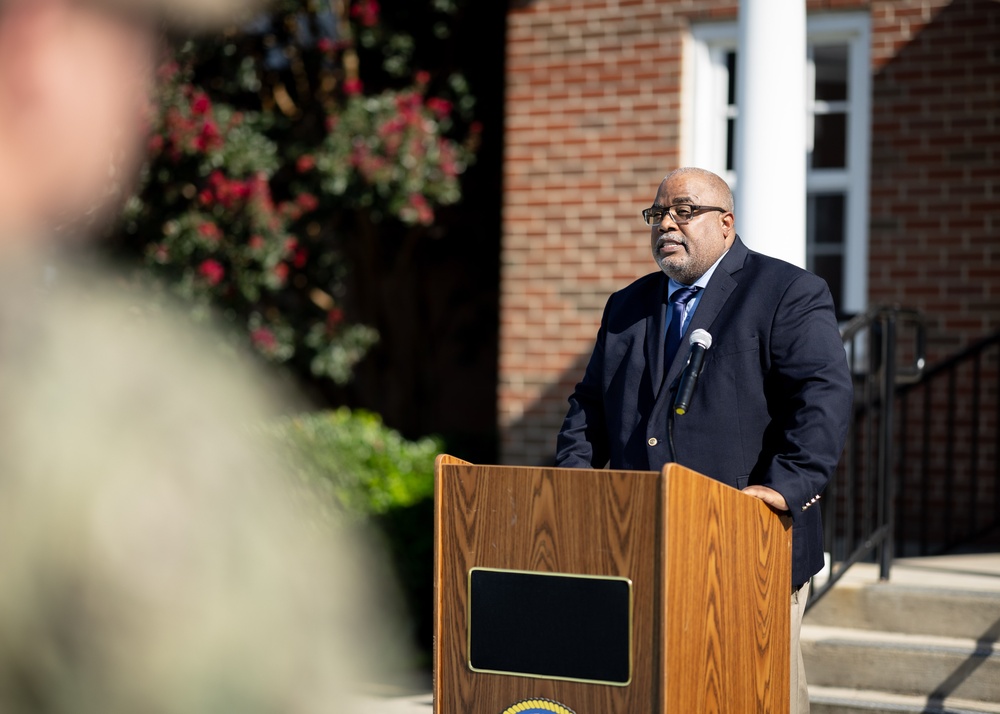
[641,204,728,226]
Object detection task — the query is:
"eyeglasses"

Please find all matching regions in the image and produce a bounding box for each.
[641,204,727,226]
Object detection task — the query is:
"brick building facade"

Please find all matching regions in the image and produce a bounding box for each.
[498,0,999,468]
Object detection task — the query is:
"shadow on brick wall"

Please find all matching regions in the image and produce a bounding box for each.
[868,0,1000,362]
[501,352,592,467]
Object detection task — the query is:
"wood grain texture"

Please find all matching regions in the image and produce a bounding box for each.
[433,458,791,714]
[662,463,791,714]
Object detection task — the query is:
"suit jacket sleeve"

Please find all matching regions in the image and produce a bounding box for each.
[759,271,853,522]
[555,303,612,469]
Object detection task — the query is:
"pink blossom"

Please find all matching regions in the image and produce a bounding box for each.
[191,92,212,116]
[197,259,225,286]
[293,246,309,269]
[438,141,458,177]
[194,120,221,152]
[296,193,319,213]
[296,154,316,173]
[350,0,380,27]
[250,327,277,352]
[343,78,364,96]
[197,222,222,241]
[407,193,434,225]
[395,92,422,120]
[425,97,452,120]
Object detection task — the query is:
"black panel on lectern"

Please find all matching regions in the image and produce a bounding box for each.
[468,568,631,684]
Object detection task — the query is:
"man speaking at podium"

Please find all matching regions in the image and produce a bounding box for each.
[555,167,853,713]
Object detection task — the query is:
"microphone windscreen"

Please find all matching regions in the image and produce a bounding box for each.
[689,328,713,349]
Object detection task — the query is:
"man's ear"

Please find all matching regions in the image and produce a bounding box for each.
[721,210,735,237]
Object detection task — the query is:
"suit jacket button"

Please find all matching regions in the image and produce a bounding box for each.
[647,437,658,447]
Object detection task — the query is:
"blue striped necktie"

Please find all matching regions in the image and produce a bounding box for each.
[665,285,699,368]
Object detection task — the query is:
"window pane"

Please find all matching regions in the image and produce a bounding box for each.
[725,51,737,172]
[726,117,735,172]
[726,51,737,105]
[807,194,845,246]
[811,112,847,168]
[813,255,844,317]
[814,45,848,102]
[808,193,846,318]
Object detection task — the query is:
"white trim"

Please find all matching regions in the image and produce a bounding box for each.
[687,11,871,316]
[689,24,739,192]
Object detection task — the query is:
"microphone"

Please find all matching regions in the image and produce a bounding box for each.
[674,328,713,416]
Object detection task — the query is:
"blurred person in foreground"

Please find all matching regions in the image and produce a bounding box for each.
[0,1,406,712]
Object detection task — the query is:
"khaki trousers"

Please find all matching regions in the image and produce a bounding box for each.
[790,582,811,714]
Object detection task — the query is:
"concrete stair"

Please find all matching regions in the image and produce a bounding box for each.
[803,553,1000,713]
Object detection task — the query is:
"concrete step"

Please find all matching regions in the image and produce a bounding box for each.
[809,685,1000,714]
[807,554,1000,640]
[801,624,1000,703]
[805,582,1000,640]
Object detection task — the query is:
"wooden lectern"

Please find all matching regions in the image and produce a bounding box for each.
[433,455,792,714]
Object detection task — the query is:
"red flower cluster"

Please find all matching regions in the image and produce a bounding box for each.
[327,307,345,328]
[293,246,309,269]
[437,140,459,179]
[350,0,380,27]
[198,259,225,286]
[199,171,252,209]
[425,97,453,121]
[251,326,278,352]
[197,221,222,242]
[296,154,316,173]
[157,88,228,160]
[296,192,319,213]
[343,78,364,96]
[402,193,433,226]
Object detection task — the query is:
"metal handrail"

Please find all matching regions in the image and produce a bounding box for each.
[810,309,1000,610]
[893,329,1000,556]
[808,305,926,609]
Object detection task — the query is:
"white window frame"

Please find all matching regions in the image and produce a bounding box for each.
[684,12,871,316]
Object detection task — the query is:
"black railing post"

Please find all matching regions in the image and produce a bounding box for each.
[808,306,932,610]
[970,354,981,534]
[920,384,931,555]
[878,312,897,581]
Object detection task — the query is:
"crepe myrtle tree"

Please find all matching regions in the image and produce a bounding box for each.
[111,0,481,385]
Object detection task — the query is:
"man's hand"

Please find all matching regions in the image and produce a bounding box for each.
[741,485,789,512]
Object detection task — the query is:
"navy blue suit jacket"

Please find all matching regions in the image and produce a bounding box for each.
[555,236,853,586]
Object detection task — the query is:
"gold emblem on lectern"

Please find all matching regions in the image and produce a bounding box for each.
[500,698,575,714]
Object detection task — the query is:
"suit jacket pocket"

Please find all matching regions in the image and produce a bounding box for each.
[711,334,759,357]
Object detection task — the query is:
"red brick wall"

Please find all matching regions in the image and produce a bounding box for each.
[868,0,1000,363]
[499,0,1000,467]
[866,0,1000,554]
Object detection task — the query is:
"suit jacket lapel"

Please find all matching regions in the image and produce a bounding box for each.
[657,236,748,395]
[646,274,670,397]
